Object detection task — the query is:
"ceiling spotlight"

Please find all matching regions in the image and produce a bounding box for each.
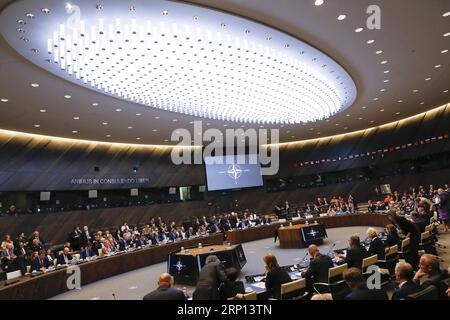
[152,129,158,132]
[375,50,383,54]
[413,89,419,93]
[1,98,9,103]
[73,116,80,120]
[420,102,425,105]
[337,14,346,20]
[105,134,111,137]
[444,32,450,37]
[16,28,25,33]
[383,79,389,83]
[128,126,133,129]
[193,16,198,21]
[361,106,367,109]
[155,116,160,119]
[172,119,178,122]
[444,89,449,93]
[164,139,169,142]
[370,120,375,123]
[41,8,50,14]
[220,23,226,28]
[129,6,136,12]
[358,117,363,120]
[441,49,448,54]
[115,108,122,112]
[396,112,401,115]
[383,70,390,74]
[136,137,141,140]
[373,97,379,101]
[381,60,388,64]
[64,95,71,99]
[92,102,99,106]
[380,89,386,92]
[355,27,363,33]
[17,19,26,25]
[398,100,403,103]
[425,77,431,81]
[162,10,169,16]
[34,124,40,128]
[245,29,251,34]
[40,109,46,113]
[380,109,385,112]
[31,83,39,87]
[367,39,375,44]
[19,37,29,42]
[315,0,324,6]
[434,64,441,68]
[135,113,142,116]
[102,122,108,125]
[443,12,450,17]
[26,13,34,19]
[31,48,38,53]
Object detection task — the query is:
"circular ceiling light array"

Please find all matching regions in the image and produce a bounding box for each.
[0,0,356,125]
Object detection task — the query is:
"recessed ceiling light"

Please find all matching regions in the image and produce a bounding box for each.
[420,102,425,105]
[344,127,348,130]
[92,102,99,106]
[128,126,133,129]
[135,113,142,116]
[373,97,379,101]
[102,122,108,125]
[413,89,419,93]
[380,89,386,92]
[443,12,450,17]
[31,83,39,87]
[361,106,367,109]
[398,100,403,103]
[33,124,40,128]
[434,64,441,68]
[172,119,178,122]
[375,50,383,54]
[370,120,375,123]
[136,137,141,140]
[346,114,350,117]
[72,130,78,134]
[164,139,169,142]
[39,109,46,113]
[26,13,34,19]
[64,95,71,99]
[355,27,363,33]
[396,112,401,115]
[317,132,321,135]
[115,108,122,112]
[193,16,199,21]
[41,8,50,14]
[223,124,228,127]
[0,98,8,103]
[442,49,448,54]
[153,129,158,132]
[383,70,390,74]
[425,77,431,81]
[444,32,450,37]
[358,117,363,120]
[444,89,449,93]
[291,136,295,138]
[73,116,79,120]
[383,79,389,83]
[314,0,324,6]
[335,123,339,126]
[381,60,388,64]
[367,39,375,44]
[380,109,385,112]
[155,116,160,119]
[105,134,111,137]
[337,14,346,20]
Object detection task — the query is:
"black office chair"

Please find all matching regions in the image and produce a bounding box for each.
[406,285,439,300]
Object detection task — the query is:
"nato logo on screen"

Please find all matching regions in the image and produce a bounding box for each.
[204,154,263,191]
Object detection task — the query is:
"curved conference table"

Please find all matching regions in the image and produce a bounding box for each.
[0,213,389,300]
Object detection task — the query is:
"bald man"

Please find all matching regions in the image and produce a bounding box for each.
[143,273,187,300]
[301,244,334,291]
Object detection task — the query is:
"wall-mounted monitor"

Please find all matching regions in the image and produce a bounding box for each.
[88,190,98,199]
[204,154,263,191]
[40,192,51,201]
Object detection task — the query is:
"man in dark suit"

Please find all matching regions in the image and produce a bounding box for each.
[193,255,228,300]
[336,235,366,269]
[220,267,245,299]
[119,233,130,251]
[143,273,187,300]
[343,267,388,300]
[80,244,95,260]
[413,254,449,299]
[366,228,385,260]
[392,262,421,300]
[301,245,334,290]
[56,247,72,265]
[79,226,92,249]
[32,250,51,272]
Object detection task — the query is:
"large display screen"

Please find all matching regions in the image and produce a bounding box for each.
[204,154,263,191]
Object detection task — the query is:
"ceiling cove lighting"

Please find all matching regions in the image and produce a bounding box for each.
[0,0,356,125]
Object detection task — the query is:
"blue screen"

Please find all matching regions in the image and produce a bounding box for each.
[204,154,263,191]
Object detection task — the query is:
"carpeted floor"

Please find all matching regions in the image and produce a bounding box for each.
[51,225,450,300]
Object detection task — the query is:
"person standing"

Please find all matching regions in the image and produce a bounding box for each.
[193,255,228,300]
